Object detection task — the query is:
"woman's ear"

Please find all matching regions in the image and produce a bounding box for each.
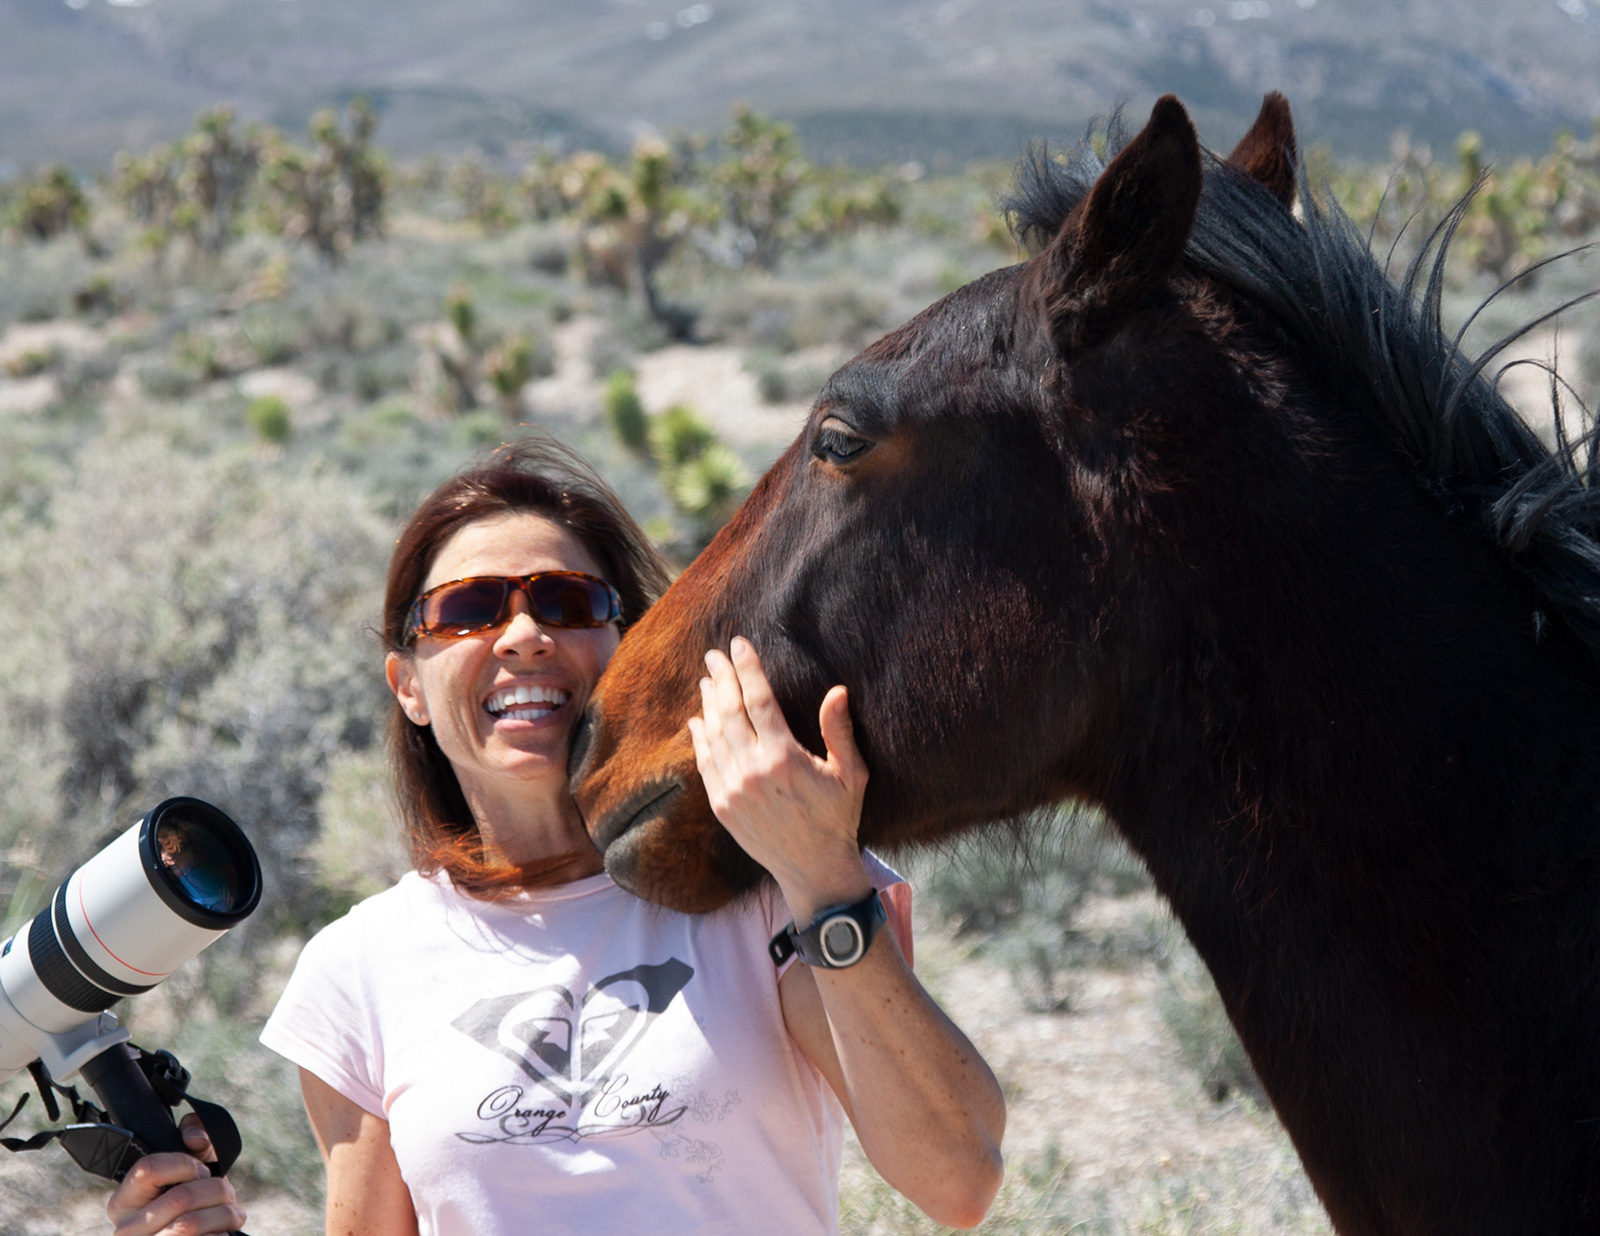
[386,651,430,726]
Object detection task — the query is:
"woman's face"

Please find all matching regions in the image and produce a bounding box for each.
[385,512,621,805]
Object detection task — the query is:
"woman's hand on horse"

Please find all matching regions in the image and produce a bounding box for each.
[106,1114,245,1236]
[688,636,871,921]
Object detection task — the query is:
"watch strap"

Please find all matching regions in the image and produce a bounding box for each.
[769,889,886,969]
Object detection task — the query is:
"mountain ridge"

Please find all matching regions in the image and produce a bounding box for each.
[2,0,1596,172]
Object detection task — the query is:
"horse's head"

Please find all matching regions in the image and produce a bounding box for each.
[571,94,1300,911]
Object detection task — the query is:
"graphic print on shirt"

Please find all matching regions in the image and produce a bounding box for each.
[452,958,704,1149]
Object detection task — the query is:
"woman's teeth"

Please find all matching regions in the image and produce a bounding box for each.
[485,685,570,720]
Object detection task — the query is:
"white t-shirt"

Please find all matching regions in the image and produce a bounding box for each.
[260,859,909,1236]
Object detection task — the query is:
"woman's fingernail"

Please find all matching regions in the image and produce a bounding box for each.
[731,636,748,654]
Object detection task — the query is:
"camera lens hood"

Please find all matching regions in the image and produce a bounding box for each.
[137,798,262,929]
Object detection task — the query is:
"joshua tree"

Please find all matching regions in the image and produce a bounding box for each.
[259,100,388,264]
[113,145,182,256]
[711,105,809,270]
[570,136,706,336]
[9,166,89,242]
[178,107,261,255]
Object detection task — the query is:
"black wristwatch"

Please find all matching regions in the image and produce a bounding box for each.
[769,890,887,969]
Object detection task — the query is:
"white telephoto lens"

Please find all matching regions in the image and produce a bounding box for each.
[0,798,260,1076]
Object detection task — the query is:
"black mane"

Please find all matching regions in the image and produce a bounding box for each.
[1003,127,1600,660]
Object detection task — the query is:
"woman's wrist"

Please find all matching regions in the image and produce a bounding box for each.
[774,848,873,925]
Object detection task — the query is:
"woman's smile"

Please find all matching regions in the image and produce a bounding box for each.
[484,681,574,725]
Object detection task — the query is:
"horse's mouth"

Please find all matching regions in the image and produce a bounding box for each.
[588,780,683,853]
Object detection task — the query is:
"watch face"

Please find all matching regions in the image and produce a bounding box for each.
[820,915,865,967]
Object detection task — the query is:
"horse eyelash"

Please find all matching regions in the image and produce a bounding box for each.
[815,427,868,462]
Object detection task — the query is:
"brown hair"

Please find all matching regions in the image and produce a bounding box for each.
[382,437,671,897]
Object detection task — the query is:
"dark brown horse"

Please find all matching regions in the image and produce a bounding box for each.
[571,93,1600,1233]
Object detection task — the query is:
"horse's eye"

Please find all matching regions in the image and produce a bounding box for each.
[814,422,869,465]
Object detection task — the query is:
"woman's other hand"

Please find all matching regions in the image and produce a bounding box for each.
[688,636,871,922]
[106,1114,245,1236]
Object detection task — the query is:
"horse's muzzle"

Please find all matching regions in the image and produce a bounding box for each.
[587,779,683,853]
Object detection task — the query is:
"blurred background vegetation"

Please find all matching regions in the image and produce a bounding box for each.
[0,96,1596,1234]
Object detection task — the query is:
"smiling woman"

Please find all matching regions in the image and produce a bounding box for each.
[383,513,630,892]
[102,438,1004,1236]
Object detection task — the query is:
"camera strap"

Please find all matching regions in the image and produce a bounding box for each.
[136,1046,243,1177]
[0,1059,104,1151]
[0,1046,242,1179]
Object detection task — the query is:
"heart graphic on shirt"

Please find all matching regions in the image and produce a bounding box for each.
[452,959,694,1106]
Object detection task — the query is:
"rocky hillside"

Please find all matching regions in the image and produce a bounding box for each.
[3,0,1597,171]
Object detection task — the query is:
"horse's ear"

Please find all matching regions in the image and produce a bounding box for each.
[1037,94,1202,353]
[1227,92,1297,208]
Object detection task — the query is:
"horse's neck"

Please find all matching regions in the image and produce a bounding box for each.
[1113,471,1600,913]
[1095,450,1600,1227]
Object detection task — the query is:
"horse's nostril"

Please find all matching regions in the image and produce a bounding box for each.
[567,704,599,783]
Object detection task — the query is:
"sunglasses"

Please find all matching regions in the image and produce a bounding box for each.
[404,571,623,643]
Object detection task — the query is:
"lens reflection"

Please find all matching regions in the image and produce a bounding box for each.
[155,814,246,914]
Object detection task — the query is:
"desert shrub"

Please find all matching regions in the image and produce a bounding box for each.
[0,433,391,962]
[4,346,56,378]
[450,154,516,233]
[482,333,535,414]
[527,236,569,276]
[666,443,747,530]
[54,348,119,403]
[1321,122,1600,281]
[171,329,230,381]
[338,399,417,450]
[451,409,506,450]
[790,279,891,349]
[8,167,88,242]
[648,402,717,470]
[588,324,636,381]
[755,364,787,403]
[72,272,119,317]
[697,281,799,349]
[444,283,476,345]
[602,369,649,451]
[795,165,903,244]
[309,746,409,907]
[914,807,1154,1012]
[134,357,198,401]
[352,350,413,401]
[697,105,905,272]
[114,145,182,241]
[248,394,293,444]
[334,98,388,244]
[1159,937,1265,1104]
[241,308,305,366]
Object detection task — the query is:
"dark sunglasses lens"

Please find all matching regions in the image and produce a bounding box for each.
[526,576,616,627]
[423,578,509,634]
